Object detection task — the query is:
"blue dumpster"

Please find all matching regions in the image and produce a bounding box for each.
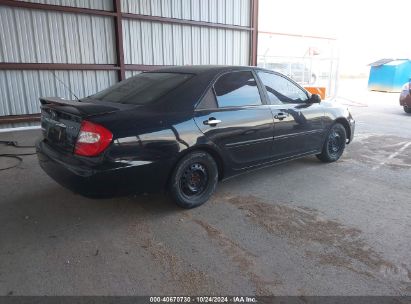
[368,59,411,92]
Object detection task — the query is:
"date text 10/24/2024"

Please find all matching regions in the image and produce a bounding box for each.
[149,297,257,303]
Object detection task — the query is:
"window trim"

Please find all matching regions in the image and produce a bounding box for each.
[195,87,218,110]
[255,69,310,105]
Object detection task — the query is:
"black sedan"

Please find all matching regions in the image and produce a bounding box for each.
[37,66,355,208]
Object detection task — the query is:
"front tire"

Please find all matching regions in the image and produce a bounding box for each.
[316,123,347,163]
[404,106,411,113]
[169,151,218,209]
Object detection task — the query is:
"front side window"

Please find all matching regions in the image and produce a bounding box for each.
[258,71,308,104]
[89,72,192,105]
[214,71,262,107]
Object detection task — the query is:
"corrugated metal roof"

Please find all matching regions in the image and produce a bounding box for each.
[369,59,410,67]
[385,60,409,66]
[368,59,394,67]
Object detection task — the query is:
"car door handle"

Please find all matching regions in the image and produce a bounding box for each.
[203,118,222,126]
[274,113,289,120]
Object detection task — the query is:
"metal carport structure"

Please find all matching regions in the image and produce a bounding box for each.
[0,0,258,125]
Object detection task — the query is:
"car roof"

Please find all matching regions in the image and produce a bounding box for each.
[147,65,257,75]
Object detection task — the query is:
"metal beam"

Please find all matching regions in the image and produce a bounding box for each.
[113,0,125,81]
[0,64,191,71]
[122,13,253,32]
[259,30,337,41]
[0,63,120,71]
[0,0,116,17]
[125,64,167,71]
[0,114,41,124]
[250,0,259,66]
[0,63,169,72]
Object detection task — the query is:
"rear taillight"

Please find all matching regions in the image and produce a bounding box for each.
[74,120,113,157]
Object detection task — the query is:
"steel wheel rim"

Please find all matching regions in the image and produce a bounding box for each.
[180,163,208,197]
[327,129,344,155]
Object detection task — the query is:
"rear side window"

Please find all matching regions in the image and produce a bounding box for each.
[214,71,262,107]
[89,72,192,105]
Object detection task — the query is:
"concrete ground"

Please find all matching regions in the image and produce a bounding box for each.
[0,79,410,296]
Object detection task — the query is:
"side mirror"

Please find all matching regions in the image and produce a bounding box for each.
[309,93,321,104]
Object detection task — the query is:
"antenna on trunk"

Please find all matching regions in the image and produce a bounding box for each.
[49,71,80,100]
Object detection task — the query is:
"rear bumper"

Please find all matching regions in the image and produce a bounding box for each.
[36,140,171,197]
[400,91,411,107]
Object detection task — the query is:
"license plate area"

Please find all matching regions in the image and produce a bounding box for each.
[41,108,81,152]
[42,115,67,143]
[46,123,66,142]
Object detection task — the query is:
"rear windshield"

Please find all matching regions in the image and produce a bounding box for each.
[89,72,192,105]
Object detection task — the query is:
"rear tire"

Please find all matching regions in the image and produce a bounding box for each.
[316,123,347,163]
[169,151,218,209]
[404,106,411,113]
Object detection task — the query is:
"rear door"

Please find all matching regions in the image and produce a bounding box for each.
[194,70,275,170]
[256,71,324,159]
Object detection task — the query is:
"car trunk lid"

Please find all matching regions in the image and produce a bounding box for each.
[40,97,132,153]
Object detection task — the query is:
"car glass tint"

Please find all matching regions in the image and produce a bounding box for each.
[89,73,192,105]
[214,71,262,107]
[258,71,308,104]
[196,88,218,110]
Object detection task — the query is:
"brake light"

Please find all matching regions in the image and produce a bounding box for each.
[74,120,113,156]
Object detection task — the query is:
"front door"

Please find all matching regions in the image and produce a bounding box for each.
[194,71,275,170]
[256,71,324,159]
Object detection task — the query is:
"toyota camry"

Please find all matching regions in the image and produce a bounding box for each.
[36,66,355,208]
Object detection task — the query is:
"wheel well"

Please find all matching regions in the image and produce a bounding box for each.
[166,146,225,191]
[200,147,225,180]
[190,146,224,180]
[335,118,351,141]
